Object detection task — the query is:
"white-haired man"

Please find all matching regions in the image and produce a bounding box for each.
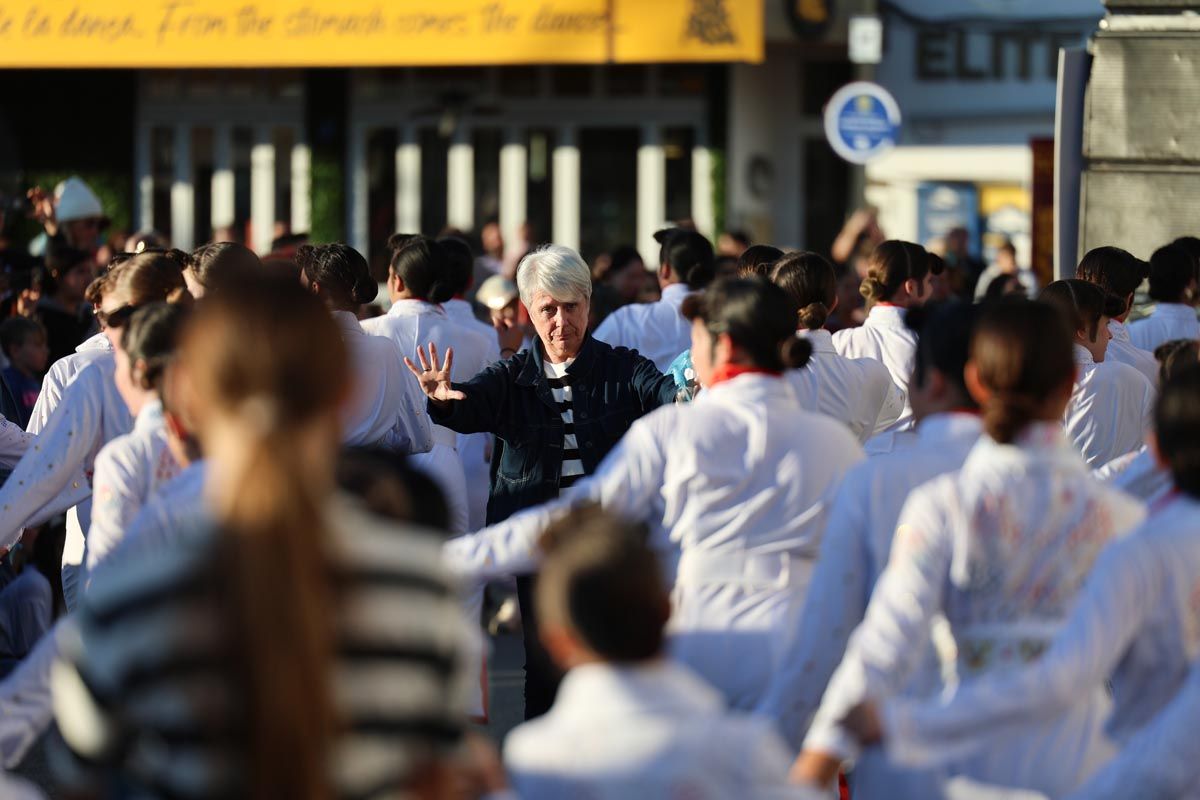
[407,244,678,718]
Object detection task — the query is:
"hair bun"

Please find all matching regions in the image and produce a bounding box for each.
[780,336,813,370]
[352,273,378,305]
[797,301,830,331]
[860,277,884,301]
[294,244,317,268]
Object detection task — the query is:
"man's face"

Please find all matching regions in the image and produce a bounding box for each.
[63,218,103,252]
[529,290,588,363]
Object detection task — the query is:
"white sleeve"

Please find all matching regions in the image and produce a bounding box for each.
[443,418,667,581]
[881,533,1156,767]
[755,469,873,750]
[26,363,68,435]
[0,417,33,470]
[1065,657,1200,800]
[0,620,60,768]
[802,482,953,763]
[381,370,434,455]
[871,376,906,438]
[590,308,624,347]
[0,373,101,549]
[84,443,143,574]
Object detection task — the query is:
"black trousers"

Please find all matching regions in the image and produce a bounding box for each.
[515,574,562,720]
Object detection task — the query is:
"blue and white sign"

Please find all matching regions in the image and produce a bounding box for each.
[824,81,902,165]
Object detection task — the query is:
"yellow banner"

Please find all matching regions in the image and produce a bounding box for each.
[0,0,762,67]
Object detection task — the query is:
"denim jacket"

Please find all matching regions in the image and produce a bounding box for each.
[429,335,677,524]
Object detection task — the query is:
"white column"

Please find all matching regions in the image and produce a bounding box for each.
[395,127,421,235]
[447,127,474,231]
[134,123,154,232]
[250,126,276,255]
[499,128,527,253]
[170,124,195,251]
[552,127,580,251]
[347,122,369,256]
[211,123,235,234]
[691,138,715,241]
[290,132,311,235]
[636,124,666,267]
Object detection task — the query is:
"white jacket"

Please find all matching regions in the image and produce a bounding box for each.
[446,373,864,708]
[1065,345,1155,468]
[334,311,432,454]
[1129,302,1200,353]
[444,298,501,360]
[832,305,917,431]
[592,283,692,372]
[0,417,32,470]
[27,333,112,434]
[884,493,1199,776]
[789,329,905,442]
[1106,319,1159,388]
[85,401,181,575]
[806,424,1144,798]
[756,412,983,749]
[505,660,817,800]
[1094,446,1172,506]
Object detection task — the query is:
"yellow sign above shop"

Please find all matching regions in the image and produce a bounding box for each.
[0,0,762,67]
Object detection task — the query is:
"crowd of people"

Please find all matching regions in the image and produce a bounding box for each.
[0,175,1196,799]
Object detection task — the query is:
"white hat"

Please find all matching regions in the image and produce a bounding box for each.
[476,275,519,310]
[54,177,105,223]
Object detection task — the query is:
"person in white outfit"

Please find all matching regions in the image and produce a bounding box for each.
[757,302,982,764]
[771,251,904,441]
[440,277,864,710]
[0,251,188,608]
[86,302,189,577]
[1075,246,1160,386]
[832,240,940,432]
[864,366,1200,800]
[593,227,715,371]
[1130,242,1199,352]
[298,243,432,454]
[505,508,820,800]
[1042,279,1155,467]
[793,299,1145,799]
[363,234,493,533]
[439,236,503,531]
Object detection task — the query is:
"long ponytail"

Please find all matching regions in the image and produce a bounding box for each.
[183,272,348,800]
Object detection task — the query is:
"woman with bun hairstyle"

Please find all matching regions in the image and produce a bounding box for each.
[0,249,192,610]
[444,276,865,711]
[1076,246,1159,386]
[362,235,493,534]
[1041,279,1155,467]
[794,299,1144,799]
[771,251,904,442]
[298,243,432,455]
[832,240,940,432]
[186,241,261,298]
[53,272,478,800]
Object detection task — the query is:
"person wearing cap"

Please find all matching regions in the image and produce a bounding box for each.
[406,243,678,719]
[592,229,716,372]
[477,274,533,355]
[27,177,109,256]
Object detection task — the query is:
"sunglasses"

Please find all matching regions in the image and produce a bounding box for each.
[97,303,142,329]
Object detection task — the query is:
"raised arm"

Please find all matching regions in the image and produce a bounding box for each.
[411,344,515,436]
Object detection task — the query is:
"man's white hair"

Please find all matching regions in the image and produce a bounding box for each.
[515,244,592,307]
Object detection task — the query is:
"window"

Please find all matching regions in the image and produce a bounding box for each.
[579,127,638,262]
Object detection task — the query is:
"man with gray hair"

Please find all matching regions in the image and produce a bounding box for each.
[406,243,678,717]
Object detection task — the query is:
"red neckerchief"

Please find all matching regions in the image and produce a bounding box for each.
[708,364,781,387]
[947,407,981,416]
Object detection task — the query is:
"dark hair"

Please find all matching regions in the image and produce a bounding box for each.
[682,276,812,372]
[608,245,643,275]
[435,235,475,298]
[190,242,262,293]
[736,245,784,278]
[722,229,752,248]
[770,251,837,330]
[386,234,455,303]
[1155,338,1200,385]
[1040,279,1123,343]
[905,301,979,408]
[120,302,190,394]
[336,448,449,532]
[1147,243,1196,303]
[0,317,45,358]
[536,508,667,663]
[655,228,715,290]
[297,243,377,309]
[1171,236,1200,269]
[971,299,1074,444]
[983,272,1025,302]
[859,240,937,303]
[1076,247,1148,313]
[41,240,93,297]
[1155,364,1200,498]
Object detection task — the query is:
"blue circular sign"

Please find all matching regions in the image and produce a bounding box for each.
[824,81,902,165]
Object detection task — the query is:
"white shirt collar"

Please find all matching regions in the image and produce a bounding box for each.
[917,411,983,446]
[386,299,443,318]
[1108,318,1132,343]
[1073,343,1096,367]
[550,661,723,723]
[77,332,112,353]
[797,328,836,354]
[134,399,164,432]
[865,304,908,328]
[332,309,364,336]
[661,283,693,306]
[1152,302,1197,320]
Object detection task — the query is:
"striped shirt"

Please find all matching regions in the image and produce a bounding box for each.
[544,359,584,493]
[53,495,475,800]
